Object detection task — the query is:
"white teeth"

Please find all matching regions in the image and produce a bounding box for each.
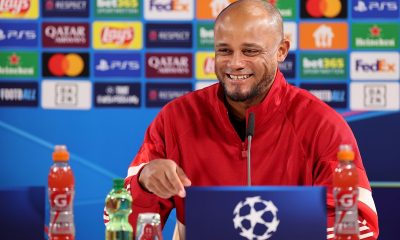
[228,74,251,80]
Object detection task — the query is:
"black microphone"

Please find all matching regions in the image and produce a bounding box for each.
[246,112,255,186]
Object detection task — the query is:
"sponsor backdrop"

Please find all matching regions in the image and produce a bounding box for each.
[0,0,399,239]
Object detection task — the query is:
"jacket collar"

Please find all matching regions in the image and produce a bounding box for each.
[216,68,288,134]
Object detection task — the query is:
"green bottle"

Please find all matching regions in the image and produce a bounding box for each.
[105,178,133,240]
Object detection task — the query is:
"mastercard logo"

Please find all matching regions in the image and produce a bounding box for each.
[43,53,89,77]
[304,0,343,18]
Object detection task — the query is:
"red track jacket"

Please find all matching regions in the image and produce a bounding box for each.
[123,70,379,239]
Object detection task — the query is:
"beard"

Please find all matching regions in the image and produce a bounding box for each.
[220,81,261,102]
[217,69,274,103]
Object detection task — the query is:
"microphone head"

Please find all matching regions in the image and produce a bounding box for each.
[246,112,255,137]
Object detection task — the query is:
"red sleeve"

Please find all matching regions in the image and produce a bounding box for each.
[311,114,379,239]
[124,111,176,237]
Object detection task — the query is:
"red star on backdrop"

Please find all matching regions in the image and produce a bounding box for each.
[369,25,381,37]
[8,53,20,65]
[269,0,277,5]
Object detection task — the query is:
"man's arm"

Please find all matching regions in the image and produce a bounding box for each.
[311,115,379,239]
[124,112,191,236]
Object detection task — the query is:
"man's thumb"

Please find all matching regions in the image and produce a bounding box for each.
[176,167,192,186]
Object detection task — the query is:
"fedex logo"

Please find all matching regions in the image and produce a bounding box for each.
[355,59,395,72]
[145,0,194,20]
[149,0,189,11]
[351,52,399,80]
[0,22,37,47]
[352,0,399,18]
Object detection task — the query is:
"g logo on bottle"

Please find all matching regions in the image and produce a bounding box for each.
[51,191,72,209]
[54,194,68,208]
[337,190,357,209]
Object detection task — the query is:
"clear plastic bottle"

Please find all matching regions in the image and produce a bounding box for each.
[105,178,133,240]
[48,145,75,240]
[333,144,359,240]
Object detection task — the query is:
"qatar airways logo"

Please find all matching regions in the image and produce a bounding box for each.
[146,53,192,78]
[0,0,30,14]
[101,27,133,45]
[42,23,89,47]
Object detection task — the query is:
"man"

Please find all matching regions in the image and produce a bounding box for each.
[124,0,379,239]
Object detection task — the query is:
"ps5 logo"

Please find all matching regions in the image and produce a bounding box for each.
[0,29,36,41]
[354,0,398,12]
[96,59,140,71]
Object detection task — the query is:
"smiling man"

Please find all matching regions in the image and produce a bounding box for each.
[121,0,379,239]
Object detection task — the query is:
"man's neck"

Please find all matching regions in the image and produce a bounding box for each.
[225,90,268,120]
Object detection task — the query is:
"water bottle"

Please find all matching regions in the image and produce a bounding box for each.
[105,178,133,240]
[333,144,359,240]
[48,145,75,240]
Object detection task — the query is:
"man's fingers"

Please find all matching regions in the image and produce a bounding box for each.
[139,159,191,199]
[165,168,185,197]
[177,167,192,187]
[152,178,175,199]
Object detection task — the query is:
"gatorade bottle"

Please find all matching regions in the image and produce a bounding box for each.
[333,144,359,240]
[48,145,75,240]
[105,178,133,240]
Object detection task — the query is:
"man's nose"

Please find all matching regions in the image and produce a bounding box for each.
[227,52,245,69]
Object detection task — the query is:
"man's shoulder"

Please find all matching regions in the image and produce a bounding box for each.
[284,84,345,124]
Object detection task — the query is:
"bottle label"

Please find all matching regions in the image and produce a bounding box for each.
[49,189,74,210]
[336,189,357,209]
[334,188,359,235]
[135,213,162,240]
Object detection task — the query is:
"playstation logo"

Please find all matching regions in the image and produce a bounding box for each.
[96,59,110,71]
[354,0,368,12]
[0,30,5,41]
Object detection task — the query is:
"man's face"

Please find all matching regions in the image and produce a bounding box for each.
[214,15,282,103]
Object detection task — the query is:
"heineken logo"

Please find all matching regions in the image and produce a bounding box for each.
[0,52,38,78]
[352,23,399,49]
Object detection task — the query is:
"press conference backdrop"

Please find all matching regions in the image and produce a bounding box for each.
[0,0,399,239]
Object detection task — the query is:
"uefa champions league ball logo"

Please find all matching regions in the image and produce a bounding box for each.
[233,196,280,240]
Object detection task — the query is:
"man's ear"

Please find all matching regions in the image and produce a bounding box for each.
[277,38,290,63]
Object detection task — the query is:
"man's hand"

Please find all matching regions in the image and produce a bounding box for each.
[138,159,192,199]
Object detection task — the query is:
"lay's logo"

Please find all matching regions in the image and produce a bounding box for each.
[0,0,38,19]
[196,52,217,80]
[93,22,142,49]
[145,0,194,20]
[299,22,348,50]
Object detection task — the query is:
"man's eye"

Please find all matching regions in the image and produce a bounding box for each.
[217,48,231,55]
[243,49,260,56]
